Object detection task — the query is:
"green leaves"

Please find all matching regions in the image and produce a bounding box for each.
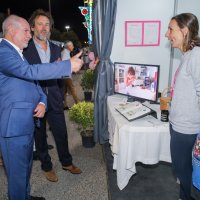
[69,101,94,132]
[81,69,95,91]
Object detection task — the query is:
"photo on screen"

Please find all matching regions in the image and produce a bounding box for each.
[114,62,159,102]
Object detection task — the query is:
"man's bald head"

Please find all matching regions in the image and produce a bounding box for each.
[2,15,32,50]
[2,15,26,36]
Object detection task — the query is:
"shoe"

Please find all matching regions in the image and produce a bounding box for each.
[29,195,46,200]
[62,164,82,174]
[44,169,58,182]
[48,144,54,150]
[64,106,70,110]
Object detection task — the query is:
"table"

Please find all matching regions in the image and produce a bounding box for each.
[107,95,171,190]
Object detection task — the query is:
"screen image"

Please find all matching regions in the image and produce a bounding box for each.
[114,62,159,102]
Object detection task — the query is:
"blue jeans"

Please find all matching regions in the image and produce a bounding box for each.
[170,124,197,200]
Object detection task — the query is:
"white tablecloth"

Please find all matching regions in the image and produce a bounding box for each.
[107,95,171,190]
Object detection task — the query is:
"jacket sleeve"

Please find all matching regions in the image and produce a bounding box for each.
[36,83,47,108]
[0,48,72,81]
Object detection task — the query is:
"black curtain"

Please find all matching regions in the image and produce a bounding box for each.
[93,0,118,144]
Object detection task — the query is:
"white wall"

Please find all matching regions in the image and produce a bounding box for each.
[171,0,200,86]
[177,0,200,19]
[111,0,200,93]
[111,0,175,92]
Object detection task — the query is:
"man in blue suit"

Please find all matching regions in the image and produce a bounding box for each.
[23,9,81,183]
[0,15,82,200]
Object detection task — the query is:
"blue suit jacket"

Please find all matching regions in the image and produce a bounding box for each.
[23,40,65,111]
[0,39,72,137]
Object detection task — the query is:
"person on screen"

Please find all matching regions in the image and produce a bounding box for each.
[125,67,136,95]
[165,13,200,200]
[126,67,136,87]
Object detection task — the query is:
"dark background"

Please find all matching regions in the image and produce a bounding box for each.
[0,0,88,41]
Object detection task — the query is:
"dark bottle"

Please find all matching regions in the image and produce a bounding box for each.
[161,110,169,122]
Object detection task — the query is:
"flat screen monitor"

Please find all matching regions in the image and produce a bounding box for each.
[114,62,160,102]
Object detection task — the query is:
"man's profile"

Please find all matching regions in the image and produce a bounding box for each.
[0,14,82,200]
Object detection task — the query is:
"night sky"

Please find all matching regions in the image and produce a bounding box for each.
[0,0,88,41]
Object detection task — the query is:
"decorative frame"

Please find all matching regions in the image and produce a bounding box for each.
[125,20,161,47]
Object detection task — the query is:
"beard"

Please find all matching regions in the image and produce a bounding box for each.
[36,31,51,41]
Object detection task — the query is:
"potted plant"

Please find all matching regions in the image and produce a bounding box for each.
[81,69,95,101]
[69,101,95,148]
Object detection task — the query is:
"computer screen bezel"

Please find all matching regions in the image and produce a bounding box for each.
[114,62,160,103]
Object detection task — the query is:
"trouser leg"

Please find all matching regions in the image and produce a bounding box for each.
[34,116,52,172]
[47,110,72,166]
[0,134,33,200]
[170,124,197,200]
[66,78,80,103]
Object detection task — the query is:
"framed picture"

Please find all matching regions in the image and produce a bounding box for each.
[125,20,161,47]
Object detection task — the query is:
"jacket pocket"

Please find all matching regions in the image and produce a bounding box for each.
[6,102,35,137]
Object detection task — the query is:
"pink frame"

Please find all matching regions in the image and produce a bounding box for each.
[125,20,161,47]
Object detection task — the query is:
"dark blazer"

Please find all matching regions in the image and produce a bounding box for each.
[0,39,72,137]
[23,40,65,111]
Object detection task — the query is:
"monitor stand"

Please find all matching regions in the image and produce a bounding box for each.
[127,96,145,103]
[149,109,157,119]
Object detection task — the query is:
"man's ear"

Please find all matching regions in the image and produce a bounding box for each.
[31,26,34,32]
[8,25,13,34]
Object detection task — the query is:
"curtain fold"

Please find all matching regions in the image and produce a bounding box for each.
[93,0,117,144]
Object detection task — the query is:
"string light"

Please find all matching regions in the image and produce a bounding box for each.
[79,0,93,44]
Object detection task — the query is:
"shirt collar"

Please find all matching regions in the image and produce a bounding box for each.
[3,38,24,58]
[33,38,49,49]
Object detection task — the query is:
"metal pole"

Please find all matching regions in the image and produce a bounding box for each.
[7,8,11,16]
[48,0,51,15]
